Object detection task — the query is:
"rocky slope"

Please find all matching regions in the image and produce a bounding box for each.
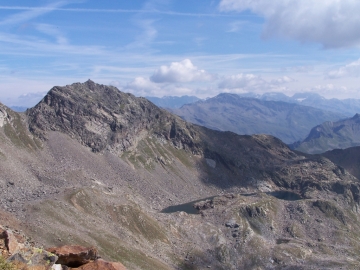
[294,113,360,154]
[1,81,360,269]
[321,146,360,180]
[172,93,345,144]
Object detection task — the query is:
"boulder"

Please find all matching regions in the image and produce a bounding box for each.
[7,247,58,270]
[46,245,98,267]
[1,230,22,254]
[74,259,127,270]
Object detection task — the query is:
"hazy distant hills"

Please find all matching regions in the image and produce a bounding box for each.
[173,93,345,144]
[243,92,360,117]
[294,114,360,154]
[10,106,28,112]
[145,95,200,109]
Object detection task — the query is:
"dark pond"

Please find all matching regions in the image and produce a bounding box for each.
[161,191,302,214]
[161,196,215,214]
[267,191,302,201]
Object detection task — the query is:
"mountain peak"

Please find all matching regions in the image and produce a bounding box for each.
[26,81,202,155]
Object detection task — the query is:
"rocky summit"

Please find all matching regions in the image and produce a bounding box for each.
[1,80,360,269]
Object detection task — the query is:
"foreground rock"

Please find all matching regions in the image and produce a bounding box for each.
[47,245,98,267]
[0,225,126,270]
[0,226,58,270]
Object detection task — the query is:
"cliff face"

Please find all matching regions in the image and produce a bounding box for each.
[0,81,360,269]
[27,80,199,154]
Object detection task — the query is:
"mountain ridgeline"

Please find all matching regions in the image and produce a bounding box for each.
[172,93,345,144]
[145,95,200,109]
[1,81,360,269]
[293,113,360,154]
[241,92,360,117]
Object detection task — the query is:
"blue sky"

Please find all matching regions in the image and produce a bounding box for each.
[1,0,360,107]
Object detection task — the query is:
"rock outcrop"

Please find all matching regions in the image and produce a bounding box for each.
[0,226,126,270]
[47,245,98,267]
[27,80,200,155]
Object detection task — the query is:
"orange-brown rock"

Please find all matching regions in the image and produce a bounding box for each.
[75,259,127,270]
[46,245,98,267]
[0,230,22,254]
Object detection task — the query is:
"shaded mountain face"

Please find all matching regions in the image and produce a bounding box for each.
[1,81,360,269]
[172,93,345,144]
[295,113,360,154]
[322,146,360,181]
[145,95,200,109]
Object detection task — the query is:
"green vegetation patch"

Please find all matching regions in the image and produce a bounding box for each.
[89,232,171,270]
[166,145,192,168]
[113,204,168,243]
[0,255,16,270]
[3,112,38,150]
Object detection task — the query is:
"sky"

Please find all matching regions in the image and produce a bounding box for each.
[1,0,360,107]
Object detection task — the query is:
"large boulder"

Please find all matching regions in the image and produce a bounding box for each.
[0,229,23,255]
[46,245,98,267]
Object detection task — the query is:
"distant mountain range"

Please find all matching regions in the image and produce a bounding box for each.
[147,92,360,116]
[239,92,360,117]
[172,93,345,144]
[10,106,28,112]
[293,113,360,154]
[145,95,200,109]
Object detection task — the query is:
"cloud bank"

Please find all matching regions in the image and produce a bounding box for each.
[219,0,360,48]
[328,59,360,78]
[150,59,215,83]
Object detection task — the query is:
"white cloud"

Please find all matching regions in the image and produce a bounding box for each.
[127,77,157,92]
[218,73,265,89]
[218,73,295,95]
[125,76,193,97]
[307,84,351,99]
[150,59,215,83]
[270,76,295,85]
[219,0,360,48]
[327,59,360,78]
